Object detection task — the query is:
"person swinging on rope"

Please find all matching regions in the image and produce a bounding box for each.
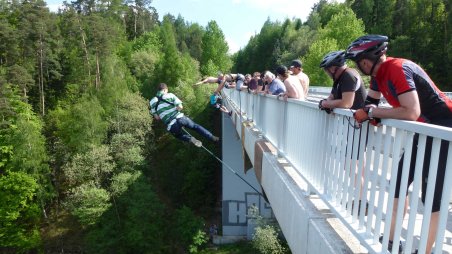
[150,83,219,147]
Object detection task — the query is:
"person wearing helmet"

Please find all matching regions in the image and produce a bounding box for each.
[346,35,452,254]
[318,50,366,112]
[319,50,368,216]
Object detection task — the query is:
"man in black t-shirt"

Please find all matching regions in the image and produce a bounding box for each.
[318,50,367,111]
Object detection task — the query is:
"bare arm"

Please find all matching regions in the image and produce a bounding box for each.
[371,90,420,121]
[153,114,161,121]
[323,92,355,109]
[196,77,218,85]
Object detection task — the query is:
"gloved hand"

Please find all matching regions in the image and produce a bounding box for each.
[354,105,381,126]
[318,99,332,114]
[353,107,370,123]
[369,118,381,126]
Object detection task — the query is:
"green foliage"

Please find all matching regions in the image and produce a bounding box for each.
[316,1,348,27]
[317,8,365,49]
[347,0,452,90]
[0,171,41,251]
[109,171,140,196]
[189,230,209,253]
[200,21,232,75]
[62,145,115,188]
[86,173,167,254]
[303,7,364,86]
[107,92,153,151]
[173,206,208,253]
[52,95,108,154]
[109,133,144,171]
[234,19,284,74]
[129,50,160,90]
[1,2,228,253]
[65,182,111,226]
[126,31,162,93]
[277,22,316,67]
[252,225,288,254]
[0,84,50,176]
[153,15,185,89]
[132,31,162,52]
[6,64,34,96]
[248,205,289,254]
[302,38,339,86]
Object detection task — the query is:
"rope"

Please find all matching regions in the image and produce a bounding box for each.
[181,128,264,197]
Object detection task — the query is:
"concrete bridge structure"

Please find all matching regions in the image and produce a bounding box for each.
[218,88,452,254]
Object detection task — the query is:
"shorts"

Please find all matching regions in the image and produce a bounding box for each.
[394,119,452,212]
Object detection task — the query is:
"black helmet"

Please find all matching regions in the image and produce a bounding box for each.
[319,50,346,68]
[345,35,388,62]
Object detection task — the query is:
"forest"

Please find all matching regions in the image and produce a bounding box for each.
[0,0,450,253]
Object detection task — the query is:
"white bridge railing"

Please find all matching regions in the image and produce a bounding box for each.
[222,88,452,254]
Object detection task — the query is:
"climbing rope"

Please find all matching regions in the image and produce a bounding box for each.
[182,128,264,197]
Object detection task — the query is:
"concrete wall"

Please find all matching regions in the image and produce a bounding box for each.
[222,111,367,253]
[221,114,272,237]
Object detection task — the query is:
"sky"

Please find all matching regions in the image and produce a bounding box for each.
[45,0,343,54]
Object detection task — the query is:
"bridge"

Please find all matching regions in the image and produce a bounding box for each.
[217,88,452,254]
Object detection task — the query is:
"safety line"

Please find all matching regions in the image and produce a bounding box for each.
[182,128,264,197]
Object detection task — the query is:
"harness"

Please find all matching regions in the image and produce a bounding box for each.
[153,95,174,111]
[153,95,179,125]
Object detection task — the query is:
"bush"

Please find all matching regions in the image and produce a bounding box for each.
[252,225,287,254]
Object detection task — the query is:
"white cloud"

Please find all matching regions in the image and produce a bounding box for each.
[47,3,64,12]
[226,37,240,54]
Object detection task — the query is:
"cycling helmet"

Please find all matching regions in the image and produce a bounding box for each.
[345,35,388,61]
[319,50,346,68]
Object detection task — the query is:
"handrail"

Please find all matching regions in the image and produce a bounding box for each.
[222,88,452,254]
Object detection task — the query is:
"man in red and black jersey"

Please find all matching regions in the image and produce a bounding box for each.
[346,35,452,254]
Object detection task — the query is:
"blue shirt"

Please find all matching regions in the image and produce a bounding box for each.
[268,79,286,95]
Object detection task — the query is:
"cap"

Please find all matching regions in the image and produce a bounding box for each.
[290,59,302,68]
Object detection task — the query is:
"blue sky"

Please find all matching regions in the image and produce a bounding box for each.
[45,0,343,54]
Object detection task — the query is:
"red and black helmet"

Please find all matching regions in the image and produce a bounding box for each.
[345,35,388,62]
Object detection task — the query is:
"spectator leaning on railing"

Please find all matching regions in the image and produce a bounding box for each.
[319,50,369,215]
[261,71,286,96]
[290,59,310,98]
[318,50,367,112]
[214,73,246,93]
[347,34,452,254]
[247,72,260,93]
[275,65,305,101]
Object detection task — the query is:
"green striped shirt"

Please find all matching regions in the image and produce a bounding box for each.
[150,92,183,125]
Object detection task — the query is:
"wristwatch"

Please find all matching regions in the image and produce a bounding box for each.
[368,107,374,119]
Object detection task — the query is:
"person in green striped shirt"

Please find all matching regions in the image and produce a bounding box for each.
[150,83,219,147]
